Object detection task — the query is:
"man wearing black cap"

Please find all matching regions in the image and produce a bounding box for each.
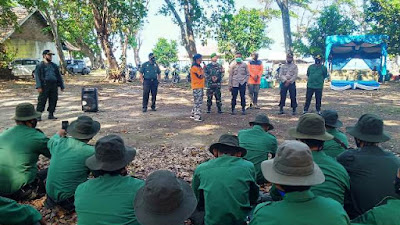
[139,53,161,112]
[303,55,328,115]
[35,50,65,120]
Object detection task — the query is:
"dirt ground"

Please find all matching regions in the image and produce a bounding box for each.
[0,72,399,223]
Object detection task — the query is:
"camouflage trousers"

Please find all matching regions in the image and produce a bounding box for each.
[192,88,204,118]
[206,87,222,108]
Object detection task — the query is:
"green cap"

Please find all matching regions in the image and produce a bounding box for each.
[210,53,217,58]
[12,103,41,121]
[346,114,390,143]
[288,113,333,141]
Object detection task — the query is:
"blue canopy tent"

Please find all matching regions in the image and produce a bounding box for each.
[325,35,389,90]
[326,35,389,79]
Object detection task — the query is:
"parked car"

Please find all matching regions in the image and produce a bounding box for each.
[9,58,39,78]
[66,59,91,75]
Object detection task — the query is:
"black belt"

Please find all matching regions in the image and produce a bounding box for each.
[144,78,157,81]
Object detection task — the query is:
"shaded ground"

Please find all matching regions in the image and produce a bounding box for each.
[0,72,399,224]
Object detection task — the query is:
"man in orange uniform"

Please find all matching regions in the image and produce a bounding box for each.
[248,52,263,109]
[190,54,205,122]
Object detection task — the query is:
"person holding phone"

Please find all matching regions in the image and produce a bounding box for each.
[45,115,100,212]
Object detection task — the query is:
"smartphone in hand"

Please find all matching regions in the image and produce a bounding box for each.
[62,121,69,130]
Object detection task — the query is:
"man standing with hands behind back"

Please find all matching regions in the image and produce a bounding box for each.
[140,53,161,113]
[35,50,65,121]
[278,53,298,115]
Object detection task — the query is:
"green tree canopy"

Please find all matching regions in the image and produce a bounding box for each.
[217,8,272,62]
[293,4,358,57]
[152,38,178,68]
[365,0,400,55]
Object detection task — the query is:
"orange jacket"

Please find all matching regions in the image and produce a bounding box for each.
[190,64,205,89]
[248,60,263,84]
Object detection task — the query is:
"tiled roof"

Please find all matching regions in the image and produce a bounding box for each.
[0,7,38,43]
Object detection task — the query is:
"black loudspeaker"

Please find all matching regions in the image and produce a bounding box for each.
[82,87,98,112]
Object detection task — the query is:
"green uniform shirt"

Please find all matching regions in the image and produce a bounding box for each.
[323,128,349,158]
[337,146,400,218]
[250,190,351,225]
[306,64,328,89]
[75,174,144,225]
[0,125,50,194]
[205,62,224,88]
[311,151,350,205]
[46,134,95,201]
[238,125,278,184]
[139,61,161,80]
[351,198,400,225]
[192,155,259,225]
[0,196,42,225]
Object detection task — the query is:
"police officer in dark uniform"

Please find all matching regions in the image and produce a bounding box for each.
[139,53,161,112]
[35,50,65,120]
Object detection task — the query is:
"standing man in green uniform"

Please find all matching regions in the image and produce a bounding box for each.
[205,53,224,114]
[288,113,350,205]
[0,103,50,200]
[192,134,259,225]
[250,140,351,225]
[238,114,277,184]
[45,115,100,212]
[337,114,400,219]
[303,55,328,114]
[0,196,46,225]
[75,135,144,225]
[35,50,65,120]
[139,53,161,112]
[321,110,349,158]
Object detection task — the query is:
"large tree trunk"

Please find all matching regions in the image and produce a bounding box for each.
[183,0,197,59]
[119,30,129,82]
[75,38,99,69]
[164,0,197,59]
[276,0,293,53]
[133,30,142,66]
[44,0,67,74]
[90,0,120,80]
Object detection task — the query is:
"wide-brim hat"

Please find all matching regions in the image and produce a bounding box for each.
[134,170,197,225]
[67,115,100,140]
[209,134,247,156]
[261,140,325,186]
[346,114,390,143]
[321,110,343,128]
[249,114,274,130]
[86,135,136,171]
[288,113,333,141]
[12,103,42,121]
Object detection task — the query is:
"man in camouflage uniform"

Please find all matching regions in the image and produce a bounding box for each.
[205,53,224,114]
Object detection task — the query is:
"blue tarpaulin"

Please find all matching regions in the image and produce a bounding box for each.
[325,35,389,81]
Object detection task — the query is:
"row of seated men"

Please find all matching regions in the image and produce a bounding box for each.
[0,102,399,225]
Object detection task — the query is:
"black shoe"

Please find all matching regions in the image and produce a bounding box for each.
[292,108,297,115]
[303,110,308,115]
[151,108,157,111]
[207,107,211,114]
[231,109,237,115]
[142,108,147,113]
[217,107,223,114]
[48,113,57,120]
[241,109,246,115]
[279,108,285,115]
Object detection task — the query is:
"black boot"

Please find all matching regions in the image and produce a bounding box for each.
[292,108,297,115]
[231,107,236,115]
[48,113,57,120]
[279,107,285,115]
[217,106,223,114]
[207,106,211,114]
